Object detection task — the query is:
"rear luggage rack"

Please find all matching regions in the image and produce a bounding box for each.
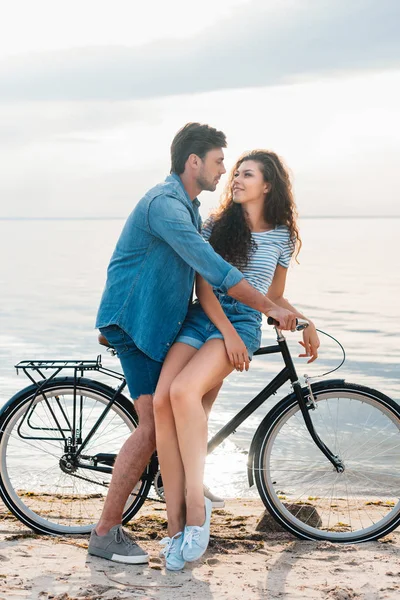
[15,356,124,388]
[16,357,102,373]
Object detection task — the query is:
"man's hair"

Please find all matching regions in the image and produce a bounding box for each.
[170,122,227,174]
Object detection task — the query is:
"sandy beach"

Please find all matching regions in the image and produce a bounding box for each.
[1,498,399,600]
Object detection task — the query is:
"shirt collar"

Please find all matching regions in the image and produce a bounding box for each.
[168,172,201,208]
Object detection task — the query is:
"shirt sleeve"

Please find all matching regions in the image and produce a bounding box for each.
[201,216,215,241]
[278,230,295,268]
[148,195,244,293]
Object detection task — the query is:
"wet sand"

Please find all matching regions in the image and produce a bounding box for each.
[0,498,399,600]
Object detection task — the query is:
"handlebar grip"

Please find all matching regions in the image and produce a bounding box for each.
[267,317,299,326]
[267,317,309,332]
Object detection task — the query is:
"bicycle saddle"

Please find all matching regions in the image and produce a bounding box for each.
[98,333,113,349]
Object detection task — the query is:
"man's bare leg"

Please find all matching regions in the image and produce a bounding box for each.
[96,393,156,535]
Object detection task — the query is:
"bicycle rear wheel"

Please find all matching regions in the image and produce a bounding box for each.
[253,381,400,543]
[0,378,152,535]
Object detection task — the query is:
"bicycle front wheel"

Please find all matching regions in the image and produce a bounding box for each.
[0,378,152,535]
[253,381,400,543]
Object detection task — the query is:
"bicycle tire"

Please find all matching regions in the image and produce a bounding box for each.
[0,377,153,535]
[252,380,400,543]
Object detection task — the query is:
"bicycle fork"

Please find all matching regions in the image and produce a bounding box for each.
[292,380,345,472]
[279,330,345,473]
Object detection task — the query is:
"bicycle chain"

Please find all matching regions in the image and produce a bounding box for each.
[67,471,109,488]
[66,470,166,502]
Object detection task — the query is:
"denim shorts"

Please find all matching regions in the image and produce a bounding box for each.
[175,296,262,357]
[99,325,162,401]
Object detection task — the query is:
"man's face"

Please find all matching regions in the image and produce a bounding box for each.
[196,148,226,192]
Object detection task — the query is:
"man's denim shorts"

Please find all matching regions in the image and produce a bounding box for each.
[175,296,262,358]
[99,325,162,401]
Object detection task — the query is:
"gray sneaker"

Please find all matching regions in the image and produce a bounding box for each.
[203,484,225,509]
[88,525,149,564]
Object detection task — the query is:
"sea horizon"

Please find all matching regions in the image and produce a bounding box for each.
[1,215,400,221]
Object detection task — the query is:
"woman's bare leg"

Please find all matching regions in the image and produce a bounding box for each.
[153,342,198,537]
[202,383,222,420]
[169,339,234,526]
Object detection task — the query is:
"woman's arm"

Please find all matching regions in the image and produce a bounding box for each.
[195,274,250,371]
[267,265,320,363]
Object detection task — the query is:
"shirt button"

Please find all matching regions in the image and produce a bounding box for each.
[166,343,170,346]
[178,321,182,325]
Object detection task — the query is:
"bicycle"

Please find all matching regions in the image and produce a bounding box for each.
[0,320,399,544]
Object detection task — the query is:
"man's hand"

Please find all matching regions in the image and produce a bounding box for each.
[298,322,320,363]
[266,306,297,331]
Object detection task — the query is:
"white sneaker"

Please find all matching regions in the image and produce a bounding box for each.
[181,497,213,562]
[203,484,225,509]
[159,531,186,571]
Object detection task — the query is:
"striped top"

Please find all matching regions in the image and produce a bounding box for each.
[201,217,294,295]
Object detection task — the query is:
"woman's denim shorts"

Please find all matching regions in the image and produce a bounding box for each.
[175,296,262,357]
[99,324,162,401]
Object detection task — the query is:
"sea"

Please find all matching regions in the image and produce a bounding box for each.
[0,217,399,497]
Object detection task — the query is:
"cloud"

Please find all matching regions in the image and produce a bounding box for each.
[0,0,399,101]
[0,101,160,146]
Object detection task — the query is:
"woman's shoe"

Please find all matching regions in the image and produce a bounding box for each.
[159,531,185,571]
[181,497,212,562]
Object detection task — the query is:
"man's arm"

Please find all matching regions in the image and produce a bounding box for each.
[226,278,296,330]
[148,196,244,291]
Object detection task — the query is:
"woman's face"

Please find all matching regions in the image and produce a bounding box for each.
[232,160,269,205]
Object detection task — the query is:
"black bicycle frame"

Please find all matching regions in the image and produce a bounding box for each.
[207,331,344,472]
[207,343,286,453]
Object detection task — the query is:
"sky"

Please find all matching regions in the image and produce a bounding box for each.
[0,0,399,218]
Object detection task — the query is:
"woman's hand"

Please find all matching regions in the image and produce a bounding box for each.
[223,331,250,372]
[298,322,320,363]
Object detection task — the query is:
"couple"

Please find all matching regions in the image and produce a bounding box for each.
[88,123,320,570]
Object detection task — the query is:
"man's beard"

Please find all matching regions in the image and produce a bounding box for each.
[196,173,216,192]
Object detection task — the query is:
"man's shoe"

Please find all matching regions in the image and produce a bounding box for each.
[203,484,225,508]
[181,497,212,562]
[88,524,149,564]
[159,531,186,571]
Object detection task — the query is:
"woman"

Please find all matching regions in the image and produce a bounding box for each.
[153,150,320,570]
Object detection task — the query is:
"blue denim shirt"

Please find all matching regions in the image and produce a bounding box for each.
[96,173,244,361]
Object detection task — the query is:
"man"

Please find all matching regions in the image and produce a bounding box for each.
[88,123,296,564]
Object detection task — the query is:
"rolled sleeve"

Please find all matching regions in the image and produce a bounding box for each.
[216,267,244,293]
[148,195,244,290]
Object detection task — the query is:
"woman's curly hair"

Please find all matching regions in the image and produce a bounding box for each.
[208,150,301,270]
